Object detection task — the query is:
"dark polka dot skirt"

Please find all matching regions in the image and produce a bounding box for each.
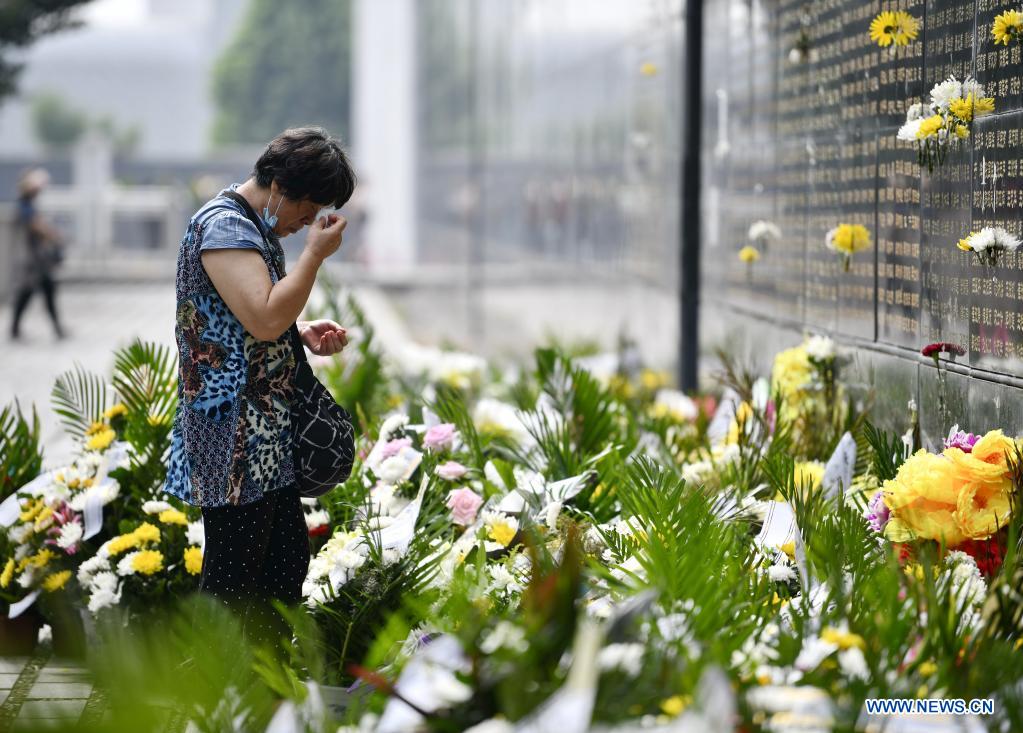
[198,483,310,651]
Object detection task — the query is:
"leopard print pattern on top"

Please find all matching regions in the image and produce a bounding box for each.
[163,188,297,508]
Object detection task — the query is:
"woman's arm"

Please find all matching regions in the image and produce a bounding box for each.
[201,215,347,341]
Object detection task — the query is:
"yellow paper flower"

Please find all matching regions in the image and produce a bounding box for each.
[132,550,164,576]
[738,245,761,263]
[103,403,128,420]
[158,509,189,526]
[86,427,116,452]
[882,450,966,545]
[821,626,865,650]
[0,558,14,589]
[42,570,72,592]
[992,10,1023,45]
[184,546,203,575]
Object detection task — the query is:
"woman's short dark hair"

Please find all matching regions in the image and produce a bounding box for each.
[253,127,356,209]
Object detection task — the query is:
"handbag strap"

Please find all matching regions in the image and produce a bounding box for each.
[220,189,308,364]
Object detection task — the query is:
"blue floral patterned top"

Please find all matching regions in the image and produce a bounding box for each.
[163,186,297,507]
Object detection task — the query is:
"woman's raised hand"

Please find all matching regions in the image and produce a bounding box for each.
[304,214,348,262]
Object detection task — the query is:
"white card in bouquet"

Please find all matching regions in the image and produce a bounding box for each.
[821,432,856,500]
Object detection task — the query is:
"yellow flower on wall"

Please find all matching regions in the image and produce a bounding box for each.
[738,245,761,263]
[870,10,919,47]
[992,9,1022,45]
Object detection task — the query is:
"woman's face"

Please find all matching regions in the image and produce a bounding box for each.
[269,182,331,236]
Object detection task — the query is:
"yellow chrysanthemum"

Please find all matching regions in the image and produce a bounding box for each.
[992,10,1023,45]
[488,520,518,547]
[184,546,203,575]
[869,11,899,46]
[133,522,161,544]
[771,345,815,406]
[132,550,164,576]
[955,124,970,139]
[830,224,872,254]
[42,570,72,592]
[949,97,975,122]
[103,403,128,420]
[883,450,966,546]
[86,427,116,452]
[0,558,15,589]
[957,237,974,252]
[158,509,188,526]
[918,661,938,677]
[107,533,139,556]
[916,114,945,139]
[894,10,920,45]
[821,626,865,650]
[973,96,995,115]
[738,245,761,263]
[18,498,45,523]
[85,421,108,437]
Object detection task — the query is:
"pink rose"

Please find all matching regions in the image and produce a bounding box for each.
[446,487,483,525]
[380,437,412,459]
[436,461,468,481]
[424,423,457,451]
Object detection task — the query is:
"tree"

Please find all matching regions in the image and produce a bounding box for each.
[210,0,352,147]
[0,1,94,105]
[30,92,87,150]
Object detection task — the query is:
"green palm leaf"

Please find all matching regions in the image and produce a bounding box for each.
[50,363,108,437]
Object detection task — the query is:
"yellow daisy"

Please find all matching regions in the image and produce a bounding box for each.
[870,11,899,47]
[992,9,1023,45]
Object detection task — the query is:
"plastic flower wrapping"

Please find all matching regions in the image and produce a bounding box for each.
[2,299,1023,733]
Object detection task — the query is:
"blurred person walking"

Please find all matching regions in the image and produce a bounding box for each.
[163,127,356,654]
[9,167,65,340]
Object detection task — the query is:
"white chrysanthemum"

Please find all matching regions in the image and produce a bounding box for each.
[87,573,122,614]
[653,389,698,421]
[378,414,410,442]
[906,102,924,122]
[479,621,528,655]
[989,226,1022,251]
[376,448,422,486]
[69,479,120,512]
[961,76,985,101]
[304,509,330,531]
[56,521,83,550]
[473,399,533,446]
[488,563,522,596]
[597,643,645,677]
[768,562,797,583]
[804,334,836,360]
[186,521,205,548]
[897,118,923,141]
[77,554,110,587]
[116,552,139,576]
[930,76,963,111]
[142,500,173,515]
[9,523,34,545]
[967,228,997,252]
[748,220,782,242]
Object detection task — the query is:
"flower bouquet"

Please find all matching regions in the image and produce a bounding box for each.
[957,226,1022,271]
[898,76,995,172]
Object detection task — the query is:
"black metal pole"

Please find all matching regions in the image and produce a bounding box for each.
[679,0,703,393]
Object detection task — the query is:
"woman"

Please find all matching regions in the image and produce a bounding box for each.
[9,167,65,341]
[163,127,356,649]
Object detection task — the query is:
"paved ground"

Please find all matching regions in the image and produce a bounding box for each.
[0,652,105,731]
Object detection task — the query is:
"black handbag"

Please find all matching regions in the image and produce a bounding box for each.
[221,190,356,497]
